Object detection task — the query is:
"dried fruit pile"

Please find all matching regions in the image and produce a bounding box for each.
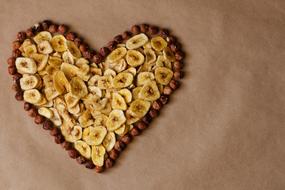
[7,21,184,172]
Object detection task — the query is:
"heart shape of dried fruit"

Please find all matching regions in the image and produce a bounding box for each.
[7,20,184,173]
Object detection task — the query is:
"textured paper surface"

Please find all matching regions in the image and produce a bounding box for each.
[1,0,285,189]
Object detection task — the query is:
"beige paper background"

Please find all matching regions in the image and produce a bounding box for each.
[1,0,285,189]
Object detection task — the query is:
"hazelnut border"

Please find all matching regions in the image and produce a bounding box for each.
[7,20,184,173]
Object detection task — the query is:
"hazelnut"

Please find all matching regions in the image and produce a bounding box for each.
[100,47,110,57]
[114,35,123,43]
[61,141,72,150]
[107,41,117,51]
[32,24,43,33]
[12,73,22,81]
[34,114,45,124]
[105,158,114,169]
[28,107,37,117]
[12,49,22,57]
[121,134,132,144]
[140,24,149,33]
[163,86,173,95]
[12,83,20,92]
[175,51,184,61]
[174,71,183,80]
[74,37,82,46]
[149,108,158,118]
[41,20,52,30]
[76,156,86,164]
[85,160,95,169]
[168,36,177,44]
[173,61,183,71]
[109,149,119,160]
[130,127,140,137]
[68,149,79,159]
[48,24,58,33]
[149,26,159,35]
[24,102,32,111]
[142,114,152,125]
[26,28,34,37]
[159,29,170,38]
[83,50,93,59]
[50,127,60,136]
[114,141,126,152]
[17,31,26,41]
[7,57,16,66]
[160,95,169,105]
[95,166,104,173]
[169,80,179,90]
[170,43,179,52]
[92,54,103,64]
[12,41,21,50]
[152,100,162,110]
[66,32,76,41]
[58,24,68,34]
[136,122,147,130]
[79,43,88,53]
[131,25,140,34]
[122,31,132,40]
[54,134,64,144]
[43,120,53,130]
[15,91,23,101]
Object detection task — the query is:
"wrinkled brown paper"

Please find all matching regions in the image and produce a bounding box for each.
[0,0,285,189]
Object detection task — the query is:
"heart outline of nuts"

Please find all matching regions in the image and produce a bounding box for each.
[7,20,184,173]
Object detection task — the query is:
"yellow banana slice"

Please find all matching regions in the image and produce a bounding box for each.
[139,80,160,101]
[111,93,127,110]
[49,108,62,126]
[60,62,79,79]
[126,50,145,67]
[67,40,82,58]
[38,107,54,119]
[118,88,132,103]
[97,75,113,89]
[102,132,116,151]
[112,72,133,88]
[106,47,127,63]
[15,57,37,74]
[37,41,53,54]
[125,110,140,125]
[163,47,175,62]
[33,31,52,44]
[74,140,91,159]
[106,110,126,131]
[91,145,106,166]
[61,124,82,142]
[128,99,151,118]
[151,36,167,51]
[23,89,42,104]
[19,74,40,90]
[70,77,88,98]
[132,87,142,100]
[53,71,70,94]
[82,126,107,146]
[48,56,62,68]
[137,72,155,86]
[79,110,94,128]
[155,55,172,69]
[126,33,148,49]
[50,35,68,52]
[23,44,37,57]
[64,92,80,108]
[154,66,173,85]
[30,53,48,71]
